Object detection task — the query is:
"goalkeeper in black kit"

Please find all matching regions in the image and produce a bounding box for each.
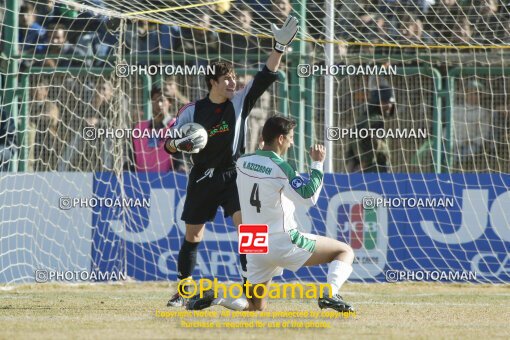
[164,15,299,308]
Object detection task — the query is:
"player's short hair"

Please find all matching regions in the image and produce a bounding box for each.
[205,61,235,91]
[262,115,297,144]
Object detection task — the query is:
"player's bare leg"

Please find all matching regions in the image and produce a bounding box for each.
[303,236,355,312]
[185,224,206,242]
[303,236,354,266]
[167,224,205,307]
[232,210,242,227]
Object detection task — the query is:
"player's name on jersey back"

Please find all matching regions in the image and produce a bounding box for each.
[243,161,273,175]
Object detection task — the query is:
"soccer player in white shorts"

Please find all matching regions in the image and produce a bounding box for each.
[187,116,355,312]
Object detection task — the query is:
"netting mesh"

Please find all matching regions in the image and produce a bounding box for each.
[0,0,509,284]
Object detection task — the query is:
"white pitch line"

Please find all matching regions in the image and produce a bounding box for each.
[354,301,491,306]
[347,292,510,297]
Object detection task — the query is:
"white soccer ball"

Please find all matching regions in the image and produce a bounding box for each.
[181,122,208,153]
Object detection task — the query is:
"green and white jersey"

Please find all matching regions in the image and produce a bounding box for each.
[236,150,324,234]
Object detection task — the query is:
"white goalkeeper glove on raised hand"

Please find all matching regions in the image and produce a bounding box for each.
[165,132,205,154]
[271,15,299,53]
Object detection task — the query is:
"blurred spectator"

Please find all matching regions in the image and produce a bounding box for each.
[411,0,436,17]
[126,20,181,59]
[345,81,396,173]
[40,23,77,68]
[451,80,494,157]
[248,0,292,32]
[34,0,61,28]
[427,0,470,45]
[219,4,261,55]
[451,17,474,46]
[27,79,62,171]
[337,0,374,40]
[400,15,425,43]
[398,14,432,52]
[157,24,182,52]
[34,0,56,22]
[92,18,120,66]
[492,94,510,153]
[58,80,129,171]
[19,2,47,54]
[163,78,190,114]
[49,2,82,41]
[246,91,271,153]
[238,5,254,33]
[377,0,405,29]
[334,0,393,53]
[306,0,325,40]
[181,10,219,54]
[35,0,107,48]
[245,0,271,24]
[470,0,504,44]
[337,39,349,59]
[346,14,391,54]
[0,109,17,172]
[245,0,270,14]
[125,20,153,56]
[430,0,475,47]
[132,87,185,172]
[272,0,292,22]
[83,80,115,127]
[236,74,272,153]
[379,0,433,17]
[502,0,510,43]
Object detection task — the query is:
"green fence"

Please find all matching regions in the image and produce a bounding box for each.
[8,63,510,173]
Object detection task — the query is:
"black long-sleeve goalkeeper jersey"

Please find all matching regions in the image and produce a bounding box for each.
[172,66,279,169]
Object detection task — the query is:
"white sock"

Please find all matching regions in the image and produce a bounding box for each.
[211,285,248,311]
[213,297,248,311]
[326,260,353,297]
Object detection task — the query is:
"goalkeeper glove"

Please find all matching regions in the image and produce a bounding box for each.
[165,133,205,154]
[271,15,299,53]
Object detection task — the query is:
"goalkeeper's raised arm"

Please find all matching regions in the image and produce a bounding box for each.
[164,15,298,155]
[267,15,299,70]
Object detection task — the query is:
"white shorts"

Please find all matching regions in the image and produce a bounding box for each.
[246,229,318,284]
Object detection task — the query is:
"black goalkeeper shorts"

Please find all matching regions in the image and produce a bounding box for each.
[181,166,241,225]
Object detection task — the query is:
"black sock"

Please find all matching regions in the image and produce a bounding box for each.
[240,254,248,295]
[240,253,247,276]
[177,240,200,280]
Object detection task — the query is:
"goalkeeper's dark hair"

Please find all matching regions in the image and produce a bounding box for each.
[262,115,297,145]
[205,61,235,91]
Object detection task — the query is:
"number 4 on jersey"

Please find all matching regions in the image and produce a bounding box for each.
[250,183,261,213]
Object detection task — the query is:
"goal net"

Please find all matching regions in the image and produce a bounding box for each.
[0,0,509,285]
